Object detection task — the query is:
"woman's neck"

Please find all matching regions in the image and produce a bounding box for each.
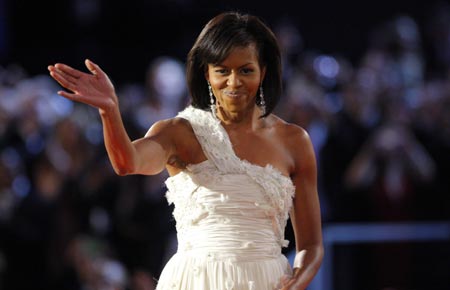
[217,105,264,130]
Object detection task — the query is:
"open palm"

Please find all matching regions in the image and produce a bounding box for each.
[48,59,118,112]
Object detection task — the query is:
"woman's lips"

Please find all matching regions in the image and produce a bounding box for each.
[224,91,244,98]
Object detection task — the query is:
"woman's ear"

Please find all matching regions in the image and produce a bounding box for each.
[260,66,266,83]
[204,65,210,82]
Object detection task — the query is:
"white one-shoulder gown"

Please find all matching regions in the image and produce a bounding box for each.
[156,106,296,290]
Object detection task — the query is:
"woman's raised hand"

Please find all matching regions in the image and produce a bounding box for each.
[48,59,118,113]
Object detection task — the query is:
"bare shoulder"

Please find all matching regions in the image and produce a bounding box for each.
[145,116,195,138]
[144,116,204,167]
[267,114,311,147]
[268,115,316,176]
[267,114,315,170]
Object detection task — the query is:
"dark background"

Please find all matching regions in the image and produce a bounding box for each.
[1,0,436,84]
[1,1,450,290]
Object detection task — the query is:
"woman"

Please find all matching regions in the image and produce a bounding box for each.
[48,11,323,290]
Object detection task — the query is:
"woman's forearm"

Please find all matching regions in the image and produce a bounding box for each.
[99,105,139,175]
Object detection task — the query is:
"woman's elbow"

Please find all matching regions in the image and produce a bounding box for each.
[112,161,164,176]
[112,162,137,176]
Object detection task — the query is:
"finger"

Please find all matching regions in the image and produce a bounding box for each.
[279,279,296,290]
[57,90,92,105]
[280,274,291,286]
[85,59,105,77]
[49,70,77,92]
[52,66,80,86]
[54,63,83,79]
[57,90,78,101]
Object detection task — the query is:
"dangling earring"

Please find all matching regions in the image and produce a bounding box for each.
[208,81,217,119]
[259,85,266,116]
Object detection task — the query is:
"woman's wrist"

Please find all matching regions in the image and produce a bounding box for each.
[99,97,119,116]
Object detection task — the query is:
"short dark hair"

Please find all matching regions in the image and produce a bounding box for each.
[186,12,282,117]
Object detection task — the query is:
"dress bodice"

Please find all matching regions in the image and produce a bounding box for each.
[165,106,295,261]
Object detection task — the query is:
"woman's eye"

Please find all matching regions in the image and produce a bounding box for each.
[241,68,253,74]
[215,69,228,74]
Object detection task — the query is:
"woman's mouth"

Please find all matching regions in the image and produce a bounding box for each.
[224,91,244,98]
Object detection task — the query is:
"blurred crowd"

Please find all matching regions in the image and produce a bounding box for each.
[1,5,450,290]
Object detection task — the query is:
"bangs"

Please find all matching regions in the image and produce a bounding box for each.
[198,19,258,67]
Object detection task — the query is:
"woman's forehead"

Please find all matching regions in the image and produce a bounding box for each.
[214,44,260,66]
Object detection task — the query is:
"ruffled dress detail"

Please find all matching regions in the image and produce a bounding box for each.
[156,106,296,290]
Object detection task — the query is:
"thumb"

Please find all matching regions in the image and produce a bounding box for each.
[85,59,104,76]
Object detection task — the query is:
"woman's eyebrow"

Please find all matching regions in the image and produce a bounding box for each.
[212,62,254,68]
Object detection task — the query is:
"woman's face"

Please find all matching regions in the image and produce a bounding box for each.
[206,44,266,116]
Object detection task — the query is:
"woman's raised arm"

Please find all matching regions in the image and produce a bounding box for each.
[48,59,173,176]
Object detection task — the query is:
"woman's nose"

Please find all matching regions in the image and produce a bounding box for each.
[226,72,242,87]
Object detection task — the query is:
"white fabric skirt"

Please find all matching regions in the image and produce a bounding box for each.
[156,252,292,290]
